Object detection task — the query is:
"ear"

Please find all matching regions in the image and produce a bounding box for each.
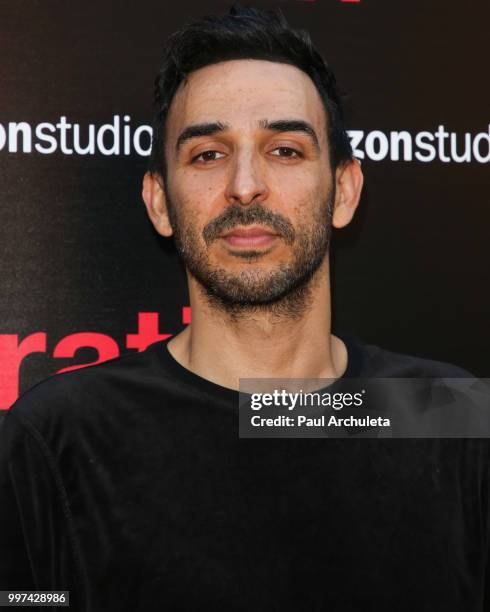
[142,172,174,237]
[332,159,364,229]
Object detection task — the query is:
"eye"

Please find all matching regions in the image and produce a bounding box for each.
[192,150,226,163]
[270,146,303,159]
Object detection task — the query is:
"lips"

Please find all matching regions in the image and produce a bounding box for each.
[220,226,279,248]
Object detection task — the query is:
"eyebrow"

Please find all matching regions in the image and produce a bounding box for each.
[174,118,320,155]
[175,121,229,154]
[258,119,320,152]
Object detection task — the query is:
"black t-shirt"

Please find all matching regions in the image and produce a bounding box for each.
[0,335,488,611]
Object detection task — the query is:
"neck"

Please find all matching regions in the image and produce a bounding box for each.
[167,258,347,392]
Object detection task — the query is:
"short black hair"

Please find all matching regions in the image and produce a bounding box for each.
[149,4,353,177]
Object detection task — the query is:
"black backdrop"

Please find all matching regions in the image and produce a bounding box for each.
[1,0,489,412]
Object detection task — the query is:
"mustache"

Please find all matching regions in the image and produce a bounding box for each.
[202,202,296,246]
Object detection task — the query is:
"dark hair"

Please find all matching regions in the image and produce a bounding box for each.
[149,4,353,177]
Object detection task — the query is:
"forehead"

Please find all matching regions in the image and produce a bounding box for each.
[165,59,328,143]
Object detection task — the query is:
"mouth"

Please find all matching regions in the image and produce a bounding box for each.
[219,225,280,249]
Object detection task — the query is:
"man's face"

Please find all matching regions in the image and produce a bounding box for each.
[162,59,335,310]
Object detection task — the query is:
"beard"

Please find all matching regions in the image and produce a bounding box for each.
[165,185,334,319]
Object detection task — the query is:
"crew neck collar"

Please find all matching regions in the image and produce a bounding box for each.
[150,331,364,403]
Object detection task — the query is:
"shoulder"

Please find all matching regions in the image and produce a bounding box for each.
[5,344,162,437]
[341,334,475,378]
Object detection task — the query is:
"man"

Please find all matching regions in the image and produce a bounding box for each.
[1,5,488,611]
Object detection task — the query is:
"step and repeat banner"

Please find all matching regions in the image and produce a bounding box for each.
[1,0,488,413]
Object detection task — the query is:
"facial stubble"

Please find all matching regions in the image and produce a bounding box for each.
[164,184,335,321]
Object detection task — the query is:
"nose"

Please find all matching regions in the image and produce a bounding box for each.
[224,148,269,206]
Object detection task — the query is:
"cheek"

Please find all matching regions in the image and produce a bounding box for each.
[171,167,226,217]
[169,188,225,247]
[272,168,329,216]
